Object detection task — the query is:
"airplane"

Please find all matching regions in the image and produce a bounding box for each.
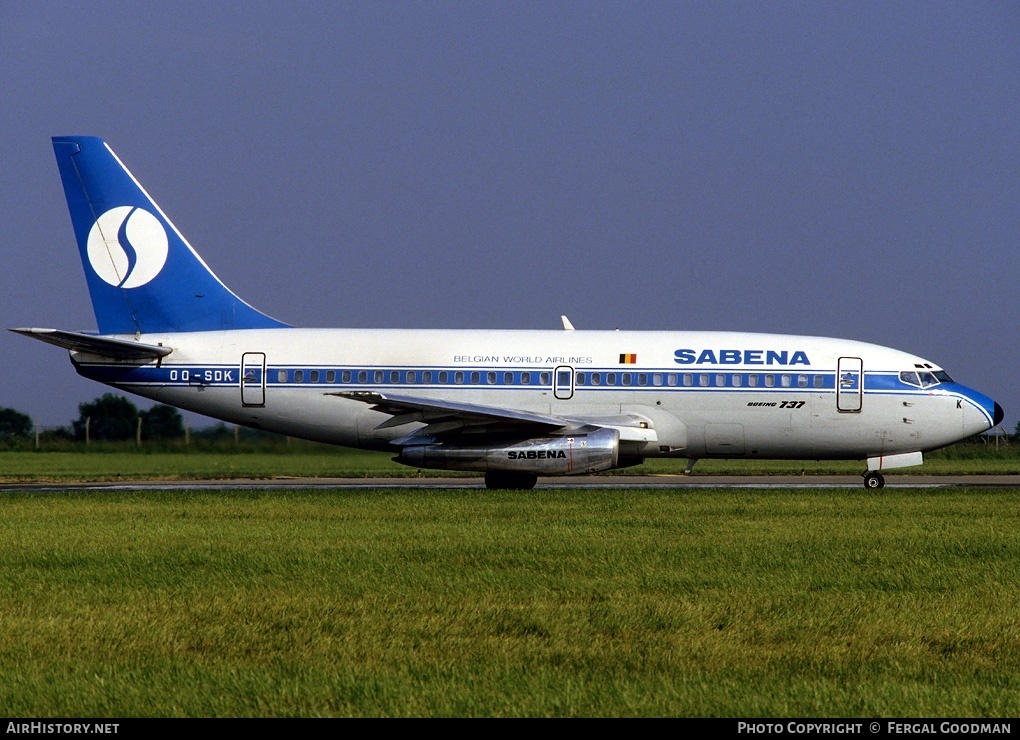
[12,136,1004,490]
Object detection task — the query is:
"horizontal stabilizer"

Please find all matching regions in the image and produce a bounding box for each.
[10,328,172,359]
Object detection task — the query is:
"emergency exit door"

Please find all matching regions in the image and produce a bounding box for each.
[554,366,574,400]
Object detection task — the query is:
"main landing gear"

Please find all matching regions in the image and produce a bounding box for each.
[863,471,885,490]
[484,471,539,490]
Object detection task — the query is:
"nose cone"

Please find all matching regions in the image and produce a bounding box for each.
[940,381,1002,439]
[954,385,1003,437]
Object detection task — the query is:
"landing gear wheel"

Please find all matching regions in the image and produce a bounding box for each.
[484,471,539,490]
[863,471,885,490]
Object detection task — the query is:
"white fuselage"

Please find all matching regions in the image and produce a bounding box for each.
[70,327,997,463]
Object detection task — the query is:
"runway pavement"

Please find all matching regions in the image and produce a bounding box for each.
[2,474,1020,492]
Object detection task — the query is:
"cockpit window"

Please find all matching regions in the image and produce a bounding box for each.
[899,371,920,387]
[901,370,948,388]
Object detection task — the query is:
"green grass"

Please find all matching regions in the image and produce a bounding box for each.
[0,487,1019,716]
[0,447,410,482]
[0,439,1017,482]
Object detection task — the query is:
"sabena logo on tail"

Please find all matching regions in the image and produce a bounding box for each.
[87,206,169,288]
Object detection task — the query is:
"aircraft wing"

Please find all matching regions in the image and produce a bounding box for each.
[331,391,657,442]
[330,391,564,431]
[9,328,173,360]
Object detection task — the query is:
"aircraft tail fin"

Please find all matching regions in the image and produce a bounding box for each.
[51,136,289,334]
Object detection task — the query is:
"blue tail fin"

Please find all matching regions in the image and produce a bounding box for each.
[52,136,289,334]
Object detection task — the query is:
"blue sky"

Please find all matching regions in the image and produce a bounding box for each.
[2,1,1017,431]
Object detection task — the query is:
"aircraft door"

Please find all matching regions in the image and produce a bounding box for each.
[554,365,574,400]
[241,352,266,407]
[836,357,863,413]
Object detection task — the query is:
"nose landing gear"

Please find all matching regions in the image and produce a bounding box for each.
[863,471,885,490]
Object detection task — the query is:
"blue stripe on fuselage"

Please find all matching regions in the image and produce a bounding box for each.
[75,364,956,396]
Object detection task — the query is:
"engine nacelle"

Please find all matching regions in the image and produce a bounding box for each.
[396,427,620,475]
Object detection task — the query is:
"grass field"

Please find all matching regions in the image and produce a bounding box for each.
[0,438,1018,482]
[1,486,1019,717]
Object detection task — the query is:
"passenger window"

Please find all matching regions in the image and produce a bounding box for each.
[683,374,693,387]
[591,372,601,386]
[341,370,351,383]
[813,375,823,388]
[699,374,709,387]
[310,370,320,383]
[797,375,808,388]
[606,373,617,385]
[470,372,480,384]
[438,371,448,384]
[374,371,383,383]
[765,374,775,387]
[621,373,632,386]
[732,374,742,387]
[781,374,792,388]
[540,372,551,385]
[653,373,663,386]
[422,371,433,384]
[748,374,759,387]
[454,372,464,384]
[521,372,531,384]
[326,370,336,383]
[716,374,726,387]
[503,372,513,384]
[277,370,287,383]
[406,371,416,384]
[667,373,678,386]
[294,370,304,383]
[638,373,648,386]
[357,370,367,384]
[487,372,496,384]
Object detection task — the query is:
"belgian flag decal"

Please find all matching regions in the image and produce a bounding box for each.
[619,353,637,364]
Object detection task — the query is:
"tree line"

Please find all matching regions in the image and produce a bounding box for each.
[0,394,302,450]
[0,394,184,444]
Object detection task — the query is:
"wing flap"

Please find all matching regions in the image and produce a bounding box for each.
[329,390,658,442]
[329,391,566,430]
